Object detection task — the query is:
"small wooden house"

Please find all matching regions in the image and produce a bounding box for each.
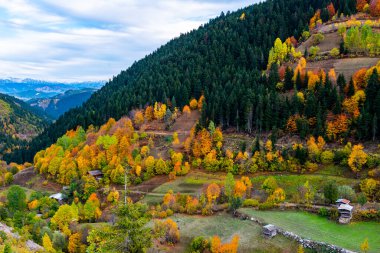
[263,224,277,238]
[338,204,353,218]
[88,170,104,180]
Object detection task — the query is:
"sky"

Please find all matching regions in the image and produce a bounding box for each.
[0,0,258,82]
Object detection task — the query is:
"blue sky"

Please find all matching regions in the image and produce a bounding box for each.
[0,0,259,82]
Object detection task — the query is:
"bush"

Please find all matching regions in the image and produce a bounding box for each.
[305,161,318,172]
[189,236,209,252]
[352,209,380,222]
[357,193,368,205]
[318,207,329,217]
[320,151,334,165]
[258,201,275,210]
[242,199,259,207]
[329,208,339,221]
[368,168,380,178]
[313,33,325,45]
[330,47,340,58]
[367,155,380,169]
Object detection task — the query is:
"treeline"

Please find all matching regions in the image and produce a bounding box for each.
[6,0,358,163]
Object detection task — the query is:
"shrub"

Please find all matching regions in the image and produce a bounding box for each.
[318,207,329,217]
[190,236,209,252]
[258,201,275,210]
[329,208,339,221]
[330,47,340,58]
[242,199,259,207]
[368,168,380,178]
[357,193,368,205]
[367,155,380,169]
[320,151,334,165]
[313,33,325,45]
[305,161,318,172]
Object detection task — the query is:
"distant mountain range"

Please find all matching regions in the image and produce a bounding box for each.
[0,78,104,101]
[28,88,97,119]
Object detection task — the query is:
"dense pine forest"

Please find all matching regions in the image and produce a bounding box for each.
[5,0,358,163]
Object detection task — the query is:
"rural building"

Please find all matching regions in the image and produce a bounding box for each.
[336,199,354,224]
[263,224,277,238]
[335,199,350,206]
[88,170,104,180]
[338,204,353,218]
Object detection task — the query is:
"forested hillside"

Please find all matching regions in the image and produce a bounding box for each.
[0,93,49,158]
[6,0,357,163]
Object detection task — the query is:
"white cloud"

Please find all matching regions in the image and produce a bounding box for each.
[0,0,257,82]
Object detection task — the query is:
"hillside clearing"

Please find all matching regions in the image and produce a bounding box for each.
[149,213,299,253]
[239,209,380,253]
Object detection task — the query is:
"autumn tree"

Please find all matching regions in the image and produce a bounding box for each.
[207,183,221,204]
[360,179,378,201]
[68,232,81,253]
[303,181,314,206]
[145,106,154,121]
[183,105,191,117]
[297,245,305,253]
[172,132,180,145]
[190,99,198,110]
[361,238,370,253]
[154,218,180,244]
[51,204,79,236]
[234,181,247,198]
[42,233,55,253]
[348,144,368,175]
[154,102,167,120]
[192,129,212,158]
[357,0,368,11]
[370,0,380,16]
[268,188,286,203]
[261,177,278,194]
[133,111,144,126]
[327,2,336,18]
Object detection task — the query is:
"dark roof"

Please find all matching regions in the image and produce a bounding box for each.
[88,170,103,176]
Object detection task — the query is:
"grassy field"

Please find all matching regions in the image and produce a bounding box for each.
[150,213,299,253]
[250,173,358,201]
[240,209,380,253]
[142,171,224,205]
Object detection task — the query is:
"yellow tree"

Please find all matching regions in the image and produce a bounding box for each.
[42,233,55,253]
[268,188,286,203]
[144,106,154,121]
[360,179,378,201]
[297,245,305,253]
[183,105,191,117]
[189,99,198,110]
[172,132,180,145]
[361,238,369,253]
[348,144,367,175]
[133,111,144,126]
